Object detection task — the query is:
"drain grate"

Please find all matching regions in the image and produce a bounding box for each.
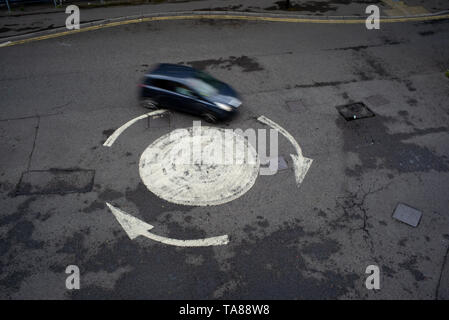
[16,169,95,196]
[336,102,375,121]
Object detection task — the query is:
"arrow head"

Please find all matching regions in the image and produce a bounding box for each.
[106,202,154,240]
[290,154,313,186]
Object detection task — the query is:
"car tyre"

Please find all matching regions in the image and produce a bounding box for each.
[141,98,159,110]
[202,113,218,123]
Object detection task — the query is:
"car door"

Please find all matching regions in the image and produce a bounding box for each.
[142,77,166,104]
[150,79,181,111]
[172,83,208,116]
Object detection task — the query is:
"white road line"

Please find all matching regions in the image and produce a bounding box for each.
[0,41,12,47]
[106,202,229,247]
[103,109,167,147]
[257,115,313,186]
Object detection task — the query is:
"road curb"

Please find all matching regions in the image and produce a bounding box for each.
[1,9,449,47]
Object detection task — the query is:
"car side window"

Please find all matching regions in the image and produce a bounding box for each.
[144,77,153,86]
[175,85,195,98]
[152,79,175,92]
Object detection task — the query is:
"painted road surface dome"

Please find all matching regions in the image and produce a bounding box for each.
[139,125,260,206]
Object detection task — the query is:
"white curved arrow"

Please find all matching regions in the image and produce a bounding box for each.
[106,203,229,247]
[257,115,313,186]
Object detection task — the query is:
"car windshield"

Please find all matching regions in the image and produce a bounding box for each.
[186,72,225,97]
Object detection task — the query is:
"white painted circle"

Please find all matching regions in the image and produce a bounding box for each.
[139,126,260,206]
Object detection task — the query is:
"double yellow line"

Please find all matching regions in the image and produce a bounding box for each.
[2,13,449,48]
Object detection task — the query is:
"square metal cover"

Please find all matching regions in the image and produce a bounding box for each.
[392,203,423,227]
[336,102,375,121]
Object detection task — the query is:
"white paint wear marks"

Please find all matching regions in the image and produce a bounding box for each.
[106,203,229,247]
[257,115,313,186]
[103,109,167,147]
[0,41,12,47]
[139,124,260,206]
[102,114,309,247]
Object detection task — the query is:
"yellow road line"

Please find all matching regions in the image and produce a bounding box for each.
[2,13,449,48]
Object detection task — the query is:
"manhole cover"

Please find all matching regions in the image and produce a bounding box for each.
[336,102,375,121]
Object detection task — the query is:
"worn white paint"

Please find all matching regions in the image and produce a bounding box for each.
[257,115,313,186]
[103,109,167,147]
[106,203,229,247]
[0,41,12,48]
[139,125,260,206]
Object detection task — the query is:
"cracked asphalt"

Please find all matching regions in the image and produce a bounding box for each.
[0,10,449,299]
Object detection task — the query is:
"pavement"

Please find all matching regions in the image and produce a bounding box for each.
[1,0,449,40]
[0,0,449,300]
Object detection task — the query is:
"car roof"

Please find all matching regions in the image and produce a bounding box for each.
[147,63,197,79]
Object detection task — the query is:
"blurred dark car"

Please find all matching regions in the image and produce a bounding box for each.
[139,63,242,123]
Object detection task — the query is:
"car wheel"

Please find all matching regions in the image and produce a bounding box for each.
[202,113,218,123]
[141,98,159,110]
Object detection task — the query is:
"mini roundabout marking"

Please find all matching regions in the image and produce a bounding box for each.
[103,110,313,247]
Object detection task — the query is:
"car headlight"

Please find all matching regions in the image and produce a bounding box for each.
[215,102,233,112]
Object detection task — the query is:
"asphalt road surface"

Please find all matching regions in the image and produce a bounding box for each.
[0,15,449,299]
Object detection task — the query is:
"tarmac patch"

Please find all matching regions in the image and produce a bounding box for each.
[182,55,264,72]
[16,169,95,196]
[265,0,338,13]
